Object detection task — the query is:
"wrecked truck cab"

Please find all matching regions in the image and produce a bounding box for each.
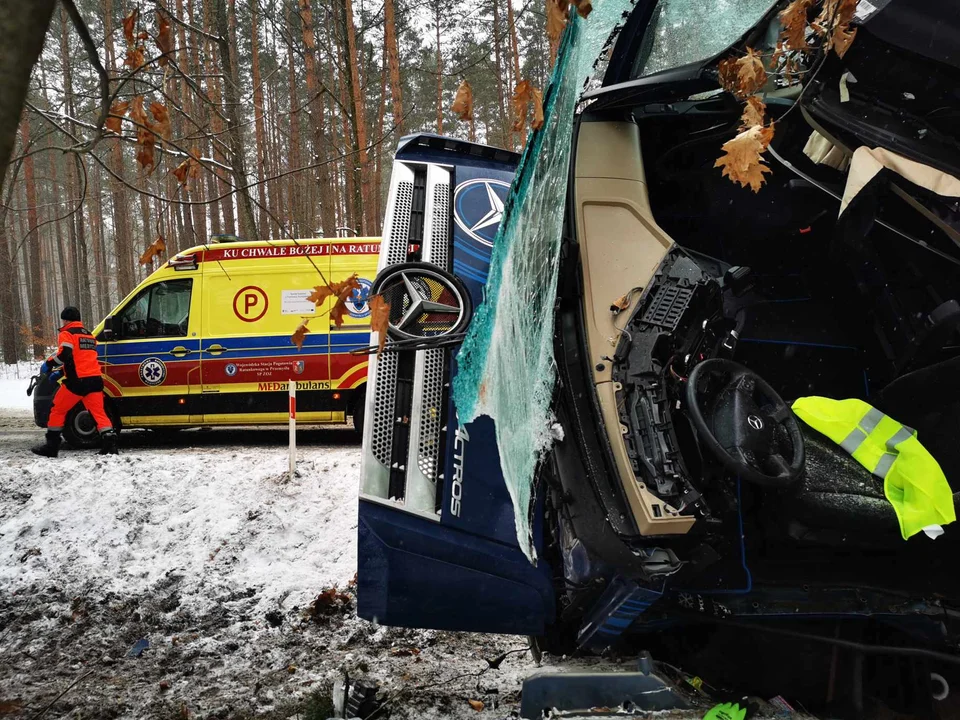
[361,1,960,713]
[356,134,557,635]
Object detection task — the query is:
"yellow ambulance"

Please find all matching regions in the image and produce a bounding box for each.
[65,237,378,445]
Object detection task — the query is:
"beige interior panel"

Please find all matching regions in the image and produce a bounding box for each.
[575,120,692,536]
[574,120,672,382]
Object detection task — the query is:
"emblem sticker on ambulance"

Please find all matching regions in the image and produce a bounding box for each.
[139,357,167,386]
[370,262,472,343]
[345,278,373,319]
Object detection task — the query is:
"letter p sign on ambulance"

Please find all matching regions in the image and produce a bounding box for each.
[233,285,269,322]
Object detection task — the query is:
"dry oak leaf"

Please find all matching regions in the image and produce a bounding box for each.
[512,80,533,132]
[739,95,767,129]
[291,319,309,351]
[451,80,474,122]
[125,46,146,70]
[813,0,858,57]
[546,0,569,56]
[512,80,544,132]
[735,47,767,97]
[122,10,138,45]
[106,100,130,135]
[307,274,362,306]
[832,24,858,58]
[778,0,812,51]
[369,294,390,353]
[715,124,775,193]
[172,149,202,186]
[149,102,171,140]
[156,11,174,65]
[130,97,157,172]
[139,236,166,265]
[572,0,592,19]
[467,700,484,712]
[308,274,363,329]
[531,85,545,131]
[813,0,857,36]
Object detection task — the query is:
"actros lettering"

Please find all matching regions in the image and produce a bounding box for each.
[450,424,470,516]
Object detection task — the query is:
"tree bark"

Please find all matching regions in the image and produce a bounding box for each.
[21,121,46,357]
[507,0,521,150]
[383,0,404,136]
[343,0,374,235]
[285,5,304,237]
[434,1,443,135]
[104,0,135,298]
[90,164,108,317]
[492,0,509,149]
[0,152,25,361]
[298,0,335,237]
[250,2,268,236]
[0,0,57,194]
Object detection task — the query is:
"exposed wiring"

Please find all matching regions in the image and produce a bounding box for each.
[679,477,752,595]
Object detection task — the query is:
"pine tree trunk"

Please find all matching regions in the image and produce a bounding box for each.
[343,0,374,235]
[250,3,268,236]
[374,56,387,231]
[266,81,283,235]
[0,160,23,361]
[44,141,71,308]
[298,0,335,237]
[383,0,404,135]
[434,1,443,135]
[21,121,45,357]
[507,0,521,150]
[90,166,108,317]
[184,0,207,244]
[285,8,303,238]
[58,6,91,318]
[492,0,508,149]
[104,0,135,298]
[0,0,56,192]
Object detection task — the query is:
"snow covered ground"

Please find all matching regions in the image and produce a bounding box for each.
[0,362,36,412]
[0,417,543,719]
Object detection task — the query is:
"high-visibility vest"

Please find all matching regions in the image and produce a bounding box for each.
[792,396,956,540]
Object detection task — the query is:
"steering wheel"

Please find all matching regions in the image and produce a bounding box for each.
[685,358,805,487]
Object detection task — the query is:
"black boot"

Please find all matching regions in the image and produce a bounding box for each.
[31,431,62,458]
[99,429,119,455]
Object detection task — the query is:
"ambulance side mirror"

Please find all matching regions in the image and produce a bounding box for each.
[101,316,115,341]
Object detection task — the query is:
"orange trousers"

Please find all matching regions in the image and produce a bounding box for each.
[48,387,113,432]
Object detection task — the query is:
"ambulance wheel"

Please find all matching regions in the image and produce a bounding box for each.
[62,406,100,449]
[352,393,366,439]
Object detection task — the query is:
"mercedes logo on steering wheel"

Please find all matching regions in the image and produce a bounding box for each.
[747,414,764,431]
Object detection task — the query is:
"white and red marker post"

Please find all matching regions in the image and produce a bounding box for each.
[289,379,297,480]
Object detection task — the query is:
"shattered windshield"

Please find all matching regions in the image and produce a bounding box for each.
[632,0,777,78]
[452,0,635,562]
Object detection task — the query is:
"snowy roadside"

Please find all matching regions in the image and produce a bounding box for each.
[0,362,36,413]
[0,424,541,719]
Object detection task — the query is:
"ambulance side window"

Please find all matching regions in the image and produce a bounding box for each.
[115,280,193,339]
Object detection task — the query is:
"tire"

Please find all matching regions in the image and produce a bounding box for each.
[62,405,101,449]
[351,392,366,439]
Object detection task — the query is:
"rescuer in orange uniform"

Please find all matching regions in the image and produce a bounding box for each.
[32,307,119,457]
